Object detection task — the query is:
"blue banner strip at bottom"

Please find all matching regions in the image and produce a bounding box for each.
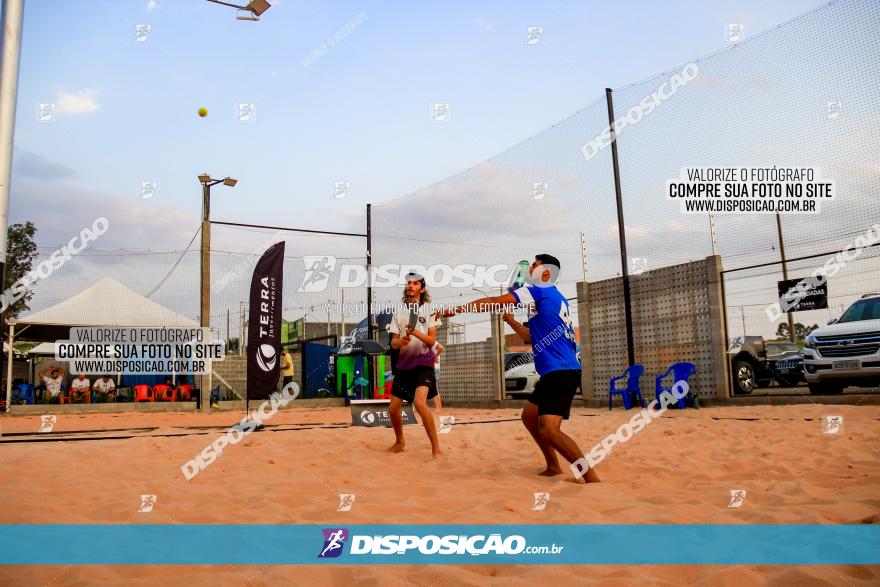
[1,524,877,565]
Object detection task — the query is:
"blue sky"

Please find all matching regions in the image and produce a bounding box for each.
[11,0,831,240]
[11,0,879,340]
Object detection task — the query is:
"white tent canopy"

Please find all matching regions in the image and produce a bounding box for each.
[16,276,198,338]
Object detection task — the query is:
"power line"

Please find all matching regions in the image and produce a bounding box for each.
[146,226,201,298]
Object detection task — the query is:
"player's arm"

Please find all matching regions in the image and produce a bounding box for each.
[435,343,444,357]
[390,332,411,349]
[443,292,518,316]
[408,326,436,348]
[389,314,409,349]
[503,313,531,344]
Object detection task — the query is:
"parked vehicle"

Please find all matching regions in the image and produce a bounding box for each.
[766,341,806,387]
[504,359,539,399]
[503,352,582,399]
[802,293,880,394]
[504,351,533,372]
[728,336,772,395]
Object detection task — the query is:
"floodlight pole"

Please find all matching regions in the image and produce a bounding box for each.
[605,88,636,369]
[0,0,25,405]
[204,0,269,20]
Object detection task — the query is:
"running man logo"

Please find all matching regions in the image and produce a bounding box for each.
[337,494,356,512]
[39,415,57,433]
[531,182,548,200]
[727,23,744,42]
[237,102,256,123]
[630,257,649,276]
[531,492,550,511]
[37,102,57,123]
[728,489,747,508]
[823,415,844,435]
[138,494,157,513]
[333,181,351,199]
[431,102,450,123]
[318,528,349,558]
[298,256,337,293]
[134,24,151,42]
[438,415,455,434]
[140,181,157,199]
[826,101,843,119]
[524,26,543,45]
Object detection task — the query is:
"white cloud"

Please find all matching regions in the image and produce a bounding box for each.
[56,89,99,115]
[146,0,158,10]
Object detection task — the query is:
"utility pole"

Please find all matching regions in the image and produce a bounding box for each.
[709,213,718,256]
[775,213,796,343]
[239,301,247,356]
[739,306,747,337]
[579,232,588,284]
[327,299,331,337]
[226,309,230,352]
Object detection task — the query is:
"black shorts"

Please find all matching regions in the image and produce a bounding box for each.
[529,369,581,419]
[391,366,438,403]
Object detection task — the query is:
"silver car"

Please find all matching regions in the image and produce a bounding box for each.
[802,293,880,394]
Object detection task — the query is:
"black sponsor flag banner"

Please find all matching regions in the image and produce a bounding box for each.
[777,277,829,312]
[247,241,285,400]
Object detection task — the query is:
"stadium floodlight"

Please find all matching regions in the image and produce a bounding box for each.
[198,173,211,184]
[204,0,271,21]
[223,177,238,187]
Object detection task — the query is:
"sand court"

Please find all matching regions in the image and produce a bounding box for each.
[1,404,878,585]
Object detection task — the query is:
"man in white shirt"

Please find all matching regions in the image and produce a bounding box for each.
[93,375,116,402]
[70,373,91,403]
[38,367,66,404]
[388,273,442,458]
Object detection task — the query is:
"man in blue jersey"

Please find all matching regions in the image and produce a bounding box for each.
[444,254,600,483]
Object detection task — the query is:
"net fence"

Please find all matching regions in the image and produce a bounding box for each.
[8,0,879,411]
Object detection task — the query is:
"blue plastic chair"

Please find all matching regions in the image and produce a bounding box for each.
[655,362,698,409]
[609,365,646,410]
[14,383,35,405]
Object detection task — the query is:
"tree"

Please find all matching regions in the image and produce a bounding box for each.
[775,321,820,341]
[3,222,38,320]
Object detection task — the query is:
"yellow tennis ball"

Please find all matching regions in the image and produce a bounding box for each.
[198,107,208,117]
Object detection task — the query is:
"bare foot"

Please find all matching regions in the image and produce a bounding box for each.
[539,467,564,477]
[584,469,601,483]
[432,448,443,459]
[388,442,405,453]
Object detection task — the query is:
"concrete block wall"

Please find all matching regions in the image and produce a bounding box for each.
[579,256,729,401]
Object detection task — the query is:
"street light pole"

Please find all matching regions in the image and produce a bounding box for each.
[198,174,237,411]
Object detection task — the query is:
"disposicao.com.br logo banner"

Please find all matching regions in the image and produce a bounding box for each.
[0,525,877,565]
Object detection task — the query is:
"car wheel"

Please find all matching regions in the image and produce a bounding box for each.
[732,359,756,395]
[808,382,845,395]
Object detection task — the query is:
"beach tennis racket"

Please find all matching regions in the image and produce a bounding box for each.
[407,302,420,333]
[508,259,530,293]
